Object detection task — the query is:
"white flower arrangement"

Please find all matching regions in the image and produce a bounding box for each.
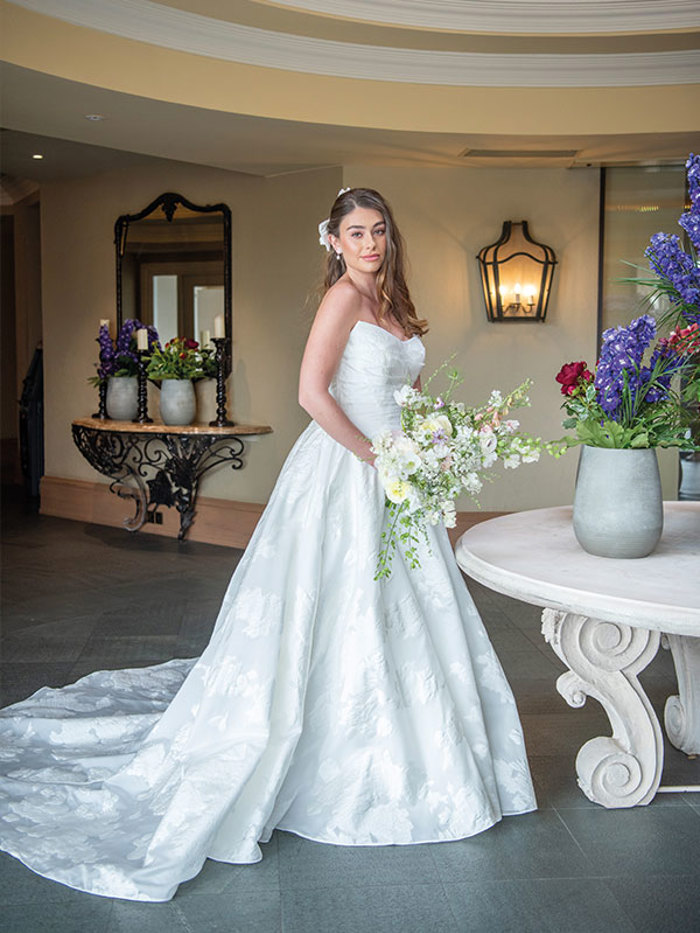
[371,365,552,579]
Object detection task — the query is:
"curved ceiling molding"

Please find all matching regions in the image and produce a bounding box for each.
[8,0,700,87]
[263,0,700,35]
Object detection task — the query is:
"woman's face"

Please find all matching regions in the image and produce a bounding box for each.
[331,206,387,275]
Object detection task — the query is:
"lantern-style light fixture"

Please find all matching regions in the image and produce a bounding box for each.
[477,220,557,322]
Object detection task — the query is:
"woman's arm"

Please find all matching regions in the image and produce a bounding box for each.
[298,285,376,465]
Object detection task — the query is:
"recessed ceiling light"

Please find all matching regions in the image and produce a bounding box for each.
[32,153,44,160]
[84,113,105,121]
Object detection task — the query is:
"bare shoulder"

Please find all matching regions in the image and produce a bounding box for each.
[312,279,362,339]
[300,279,362,381]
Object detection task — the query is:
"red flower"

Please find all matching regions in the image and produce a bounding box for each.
[668,322,700,355]
[184,338,199,350]
[179,352,187,359]
[555,361,591,396]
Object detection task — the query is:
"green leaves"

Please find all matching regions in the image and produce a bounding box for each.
[145,339,210,381]
[565,411,697,450]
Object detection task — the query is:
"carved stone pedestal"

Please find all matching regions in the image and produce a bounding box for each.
[663,634,700,756]
[542,609,662,807]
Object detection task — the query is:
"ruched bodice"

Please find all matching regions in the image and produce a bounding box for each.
[331,321,425,437]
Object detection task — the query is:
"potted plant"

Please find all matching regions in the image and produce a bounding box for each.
[146,337,209,425]
[90,320,159,420]
[555,315,699,557]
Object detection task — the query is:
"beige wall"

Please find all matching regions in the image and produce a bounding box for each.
[41,159,677,513]
[41,161,342,503]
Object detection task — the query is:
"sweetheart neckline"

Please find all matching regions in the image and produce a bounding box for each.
[351,319,420,345]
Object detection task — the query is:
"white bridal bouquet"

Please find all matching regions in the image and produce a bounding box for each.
[371,366,550,578]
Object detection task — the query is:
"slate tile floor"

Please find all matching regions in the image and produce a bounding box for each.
[1,486,698,933]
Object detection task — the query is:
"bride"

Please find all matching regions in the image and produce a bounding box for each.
[0,187,536,902]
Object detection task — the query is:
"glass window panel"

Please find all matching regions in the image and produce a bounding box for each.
[602,165,686,334]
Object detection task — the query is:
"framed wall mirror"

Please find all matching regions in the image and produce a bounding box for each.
[115,192,232,372]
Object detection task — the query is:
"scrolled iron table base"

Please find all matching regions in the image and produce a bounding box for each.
[72,418,271,540]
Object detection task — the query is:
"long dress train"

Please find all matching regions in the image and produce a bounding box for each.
[0,321,536,901]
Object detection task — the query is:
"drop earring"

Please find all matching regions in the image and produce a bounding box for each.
[336,252,342,260]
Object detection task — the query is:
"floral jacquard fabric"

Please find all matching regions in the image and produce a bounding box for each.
[0,320,536,901]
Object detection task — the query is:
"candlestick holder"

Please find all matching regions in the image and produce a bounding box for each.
[92,379,109,419]
[210,337,234,427]
[133,350,153,424]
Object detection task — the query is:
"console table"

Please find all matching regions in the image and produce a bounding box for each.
[455,504,700,809]
[72,418,272,540]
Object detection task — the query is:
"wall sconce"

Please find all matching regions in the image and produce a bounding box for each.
[477,220,557,322]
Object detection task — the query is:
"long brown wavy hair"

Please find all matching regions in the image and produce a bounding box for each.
[322,188,428,337]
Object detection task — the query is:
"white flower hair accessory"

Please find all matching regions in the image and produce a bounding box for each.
[318,187,353,250]
[318,219,332,251]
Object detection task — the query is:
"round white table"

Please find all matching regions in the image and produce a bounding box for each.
[455,503,700,808]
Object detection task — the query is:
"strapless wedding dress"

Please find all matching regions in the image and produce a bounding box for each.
[0,321,536,902]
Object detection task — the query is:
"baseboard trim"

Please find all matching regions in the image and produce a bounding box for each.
[40,476,264,549]
[39,475,508,550]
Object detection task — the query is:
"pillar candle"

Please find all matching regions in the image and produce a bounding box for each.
[214,314,225,339]
[136,328,149,351]
[99,318,111,333]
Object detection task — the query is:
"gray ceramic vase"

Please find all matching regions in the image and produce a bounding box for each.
[159,379,196,426]
[105,376,138,421]
[679,451,700,501]
[573,445,663,559]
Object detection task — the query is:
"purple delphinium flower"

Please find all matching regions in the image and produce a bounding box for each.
[646,233,700,310]
[94,320,161,382]
[644,154,700,323]
[113,320,161,375]
[638,343,682,404]
[593,314,695,426]
[594,315,657,418]
[114,319,140,373]
[679,153,700,250]
[687,153,700,202]
[96,324,116,380]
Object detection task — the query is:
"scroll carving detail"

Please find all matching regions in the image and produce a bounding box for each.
[541,608,662,807]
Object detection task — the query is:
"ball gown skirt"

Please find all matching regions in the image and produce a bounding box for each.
[0,321,536,901]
